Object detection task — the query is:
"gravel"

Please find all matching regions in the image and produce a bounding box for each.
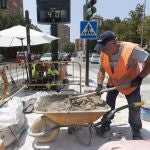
[35,94,107,112]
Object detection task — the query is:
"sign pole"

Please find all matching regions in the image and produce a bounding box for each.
[80,21,97,86]
[85,39,90,86]
[84,0,97,86]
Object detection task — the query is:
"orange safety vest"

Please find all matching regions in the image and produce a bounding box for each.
[101,42,140,95]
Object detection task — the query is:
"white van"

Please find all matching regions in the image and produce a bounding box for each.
[40,53,52,61]
[90,53,100,64]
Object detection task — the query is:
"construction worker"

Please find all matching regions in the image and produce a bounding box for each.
[47,64,59,81]
[31,63,36,78]
[94,30,150,140]
[46,64,59,90]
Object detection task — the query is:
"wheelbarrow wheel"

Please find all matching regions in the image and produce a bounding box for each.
[29,116,60,143]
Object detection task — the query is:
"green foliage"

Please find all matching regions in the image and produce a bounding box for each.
[99,19,115,32]
[30,43,51,54]
[142,16,150,42]
[0,10,25,30]
[88,40,97,53]
[145,49,150,53]
[98,4,150,46]
[62,42,75,54]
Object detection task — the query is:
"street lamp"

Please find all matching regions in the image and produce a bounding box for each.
[140,0,146,47]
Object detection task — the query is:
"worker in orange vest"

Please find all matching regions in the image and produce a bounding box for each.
[94,30,150,140]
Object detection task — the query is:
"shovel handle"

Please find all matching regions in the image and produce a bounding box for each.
[70,87,117,100]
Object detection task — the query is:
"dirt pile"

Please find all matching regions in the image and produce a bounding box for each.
[35,94,107,112]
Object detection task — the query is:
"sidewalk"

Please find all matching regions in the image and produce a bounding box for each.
[6,58,150,150]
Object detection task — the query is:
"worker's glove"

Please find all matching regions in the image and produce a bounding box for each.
[95,84,103,95]
[130,76,143,87]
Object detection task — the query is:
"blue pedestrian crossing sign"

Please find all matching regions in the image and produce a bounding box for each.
[80,21,97,39]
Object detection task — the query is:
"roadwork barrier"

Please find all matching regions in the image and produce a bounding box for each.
[0,61,82,100]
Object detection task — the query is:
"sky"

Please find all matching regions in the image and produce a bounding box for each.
[23,0,150,42]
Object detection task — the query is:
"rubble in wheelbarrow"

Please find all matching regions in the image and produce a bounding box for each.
[65,96,107,111]
[35,94,107,112]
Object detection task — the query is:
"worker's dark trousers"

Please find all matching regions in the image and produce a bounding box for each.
[102,87,142,130]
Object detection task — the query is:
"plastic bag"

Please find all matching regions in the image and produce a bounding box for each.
[0,98,23,129]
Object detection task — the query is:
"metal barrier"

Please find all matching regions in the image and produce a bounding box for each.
[0,61,82,99]
[27,61,82,93]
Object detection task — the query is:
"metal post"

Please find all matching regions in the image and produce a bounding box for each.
[85,0,90,86]
[51,24,58,61]
[25,10,32,83]
[20,38,29,80]
[85,39,90,86]
[25,10,31,61]
[140,0,146,47]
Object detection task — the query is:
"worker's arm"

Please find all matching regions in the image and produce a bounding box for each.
[97,63,105,84]
[95,57,105,93]
[139,54,150,78]
[131,54,150,87]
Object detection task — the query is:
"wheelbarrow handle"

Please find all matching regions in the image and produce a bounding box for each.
[69,87,117,100]
[93,101,144,127]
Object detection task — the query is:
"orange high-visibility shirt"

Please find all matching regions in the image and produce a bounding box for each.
[101,42,140,95]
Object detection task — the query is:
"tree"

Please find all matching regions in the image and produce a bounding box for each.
[127,4,144,43]
[0,10,41,31]
[99,19,115,32]
[97,4,147,45]
[88,40,97,53]
[0,10,25,30]
[62,42,75,54]
[114,4,144,43]
[142,16,150,43]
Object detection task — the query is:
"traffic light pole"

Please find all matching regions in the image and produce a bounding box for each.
[84,1,89,86]
[85,39,90,86]
[84,0,97,86]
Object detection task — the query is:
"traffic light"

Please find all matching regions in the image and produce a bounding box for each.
[86,0,97,20]
[0,0,7,9]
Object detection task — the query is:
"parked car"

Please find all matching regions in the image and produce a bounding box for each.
[82,54,86,62]
[64,53,71,61]
[40,53,52,61]
[34,54,41,60]
[16,51,27,62]
[90,53,100,64]
[82,54,91,62]
[58,53,71,61]
[0,54,4,63]
[58,53,64,60]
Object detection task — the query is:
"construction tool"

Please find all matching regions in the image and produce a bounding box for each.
[5,65,17,89]
[69,87,117,100]
[0,85,27,108]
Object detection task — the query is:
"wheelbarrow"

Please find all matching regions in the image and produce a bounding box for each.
[28,93,144,144]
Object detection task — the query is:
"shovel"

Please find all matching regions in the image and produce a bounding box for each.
[69,86,117,100]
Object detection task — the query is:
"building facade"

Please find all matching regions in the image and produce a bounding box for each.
[75,38,86,52]
[75,38,87,59]
[57,24,70,51]
[0,0,23,12]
